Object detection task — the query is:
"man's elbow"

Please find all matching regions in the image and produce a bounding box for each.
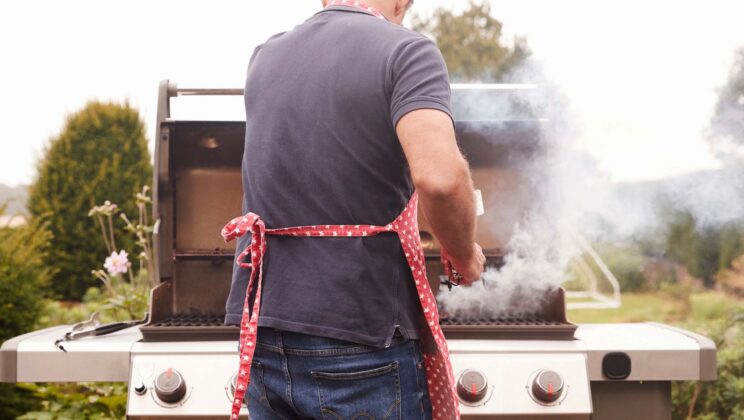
[416,167,471,200]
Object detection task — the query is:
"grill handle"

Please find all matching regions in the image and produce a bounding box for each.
[157,81,244,123]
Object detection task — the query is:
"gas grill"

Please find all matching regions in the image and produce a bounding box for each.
[1,81,716,419]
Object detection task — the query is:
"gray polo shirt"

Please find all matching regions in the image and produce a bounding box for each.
[224,5,453,348]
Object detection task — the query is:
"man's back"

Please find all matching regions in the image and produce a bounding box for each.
[225,4,452,347]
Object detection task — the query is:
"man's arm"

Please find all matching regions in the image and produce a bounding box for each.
[397,109,485,282]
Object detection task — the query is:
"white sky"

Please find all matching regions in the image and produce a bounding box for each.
[1,0,742,186]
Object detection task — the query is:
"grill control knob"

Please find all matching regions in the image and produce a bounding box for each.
[133,381,147,395]
[456,369,488,403]
[531,370,564,404]
[154,368,187,404]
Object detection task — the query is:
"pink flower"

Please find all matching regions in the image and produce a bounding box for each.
[104,250,129,276]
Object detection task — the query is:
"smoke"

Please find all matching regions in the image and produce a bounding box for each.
[437,56,744,318]
[708,46,744,165]
[440,57,610,318]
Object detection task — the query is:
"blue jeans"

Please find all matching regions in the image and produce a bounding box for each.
[247,327,432,419]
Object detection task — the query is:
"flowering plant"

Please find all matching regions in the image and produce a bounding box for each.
[88,186,156,320]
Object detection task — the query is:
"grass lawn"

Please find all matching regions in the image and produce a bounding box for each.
[568,291,742,325]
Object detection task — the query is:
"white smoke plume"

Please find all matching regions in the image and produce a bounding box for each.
[437,54,744,318]
[438,57,609,318]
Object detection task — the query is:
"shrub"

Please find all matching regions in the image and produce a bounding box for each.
[672,305,744,419]
[17,382,127,419]
[0,210,52,343]
[28,101,152,300]
[0,208,51,420]
[596,243,649,292]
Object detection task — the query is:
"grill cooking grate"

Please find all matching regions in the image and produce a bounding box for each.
[140,289,576,342]
[151,314,225,327]
[439,316,567,327]
[141,314,239,342]
[439,314,576,340]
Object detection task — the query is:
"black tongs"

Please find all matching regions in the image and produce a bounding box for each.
[54,312,148,352]
[440,256,465,291]
[439,258,487,291]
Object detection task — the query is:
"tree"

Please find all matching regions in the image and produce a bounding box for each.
[709,47,744,161]
[28,102,152,300]
[411,0,529,82]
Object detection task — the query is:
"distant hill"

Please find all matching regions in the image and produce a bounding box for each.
[0,184,29,215]
[617,166,744,222]
[607,165,744,238]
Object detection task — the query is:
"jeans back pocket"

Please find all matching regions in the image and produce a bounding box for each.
[312,361,401,420]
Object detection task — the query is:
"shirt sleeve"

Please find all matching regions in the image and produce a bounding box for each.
[388,36,453,129]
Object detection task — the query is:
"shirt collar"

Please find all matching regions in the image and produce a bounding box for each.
[324,0,387,20]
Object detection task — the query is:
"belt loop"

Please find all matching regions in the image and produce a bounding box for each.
[275,328,285,355]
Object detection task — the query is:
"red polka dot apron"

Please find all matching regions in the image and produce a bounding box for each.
[222,192,460,419]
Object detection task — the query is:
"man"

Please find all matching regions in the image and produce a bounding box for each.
[224,0,485,418]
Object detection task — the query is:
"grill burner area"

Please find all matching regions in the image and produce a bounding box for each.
[141,314,238,342]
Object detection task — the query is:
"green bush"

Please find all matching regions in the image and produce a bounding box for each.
[0,212,52,342]
[672,304,744,419]
[0,210,52,419]
[0,384,40,420]
[28,101,152,300]
[596,244,649,292]
[17,382,127,419]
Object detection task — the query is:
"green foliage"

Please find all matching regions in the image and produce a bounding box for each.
[411,0,529,82]
[17,382,127,420]
[0,384,40,420]
[719,225,744,273]
[672,305,744,419]
[0,210,52,419]
[28,101,152,300]
[664,211,744,286]
[37,288,121,328]
[0,212,52,342]
[595,244,649,292]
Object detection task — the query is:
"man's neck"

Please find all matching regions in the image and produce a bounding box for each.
[366,0,400,24]
[327,0,403,25]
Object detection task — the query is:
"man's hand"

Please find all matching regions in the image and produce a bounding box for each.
[448,243,486,285]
